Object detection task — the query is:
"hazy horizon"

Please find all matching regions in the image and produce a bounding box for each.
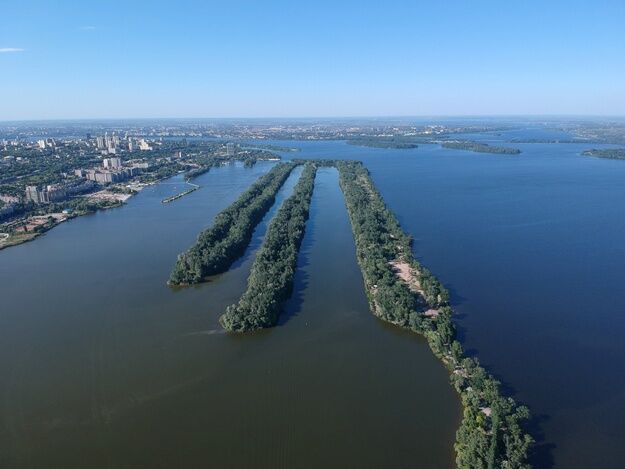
[2,114,625,124]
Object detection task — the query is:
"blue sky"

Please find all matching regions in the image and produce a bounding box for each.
[1,0,624,120]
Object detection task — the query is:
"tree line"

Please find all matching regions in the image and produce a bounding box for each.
[582,148,625,160]
[336,160,532,468]
[168,162,296,285]
[220,163,317,331]
[347,137,420,149]
[442,141,521,155]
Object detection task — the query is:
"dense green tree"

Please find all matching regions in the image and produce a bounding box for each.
[442,141,521,155]
[169,163,296,284]
[220,164,317,331]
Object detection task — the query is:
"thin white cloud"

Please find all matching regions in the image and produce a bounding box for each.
[0,48,24,53]
[79,26,96,31]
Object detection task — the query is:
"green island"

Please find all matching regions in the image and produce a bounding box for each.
[220,163,317,331]
[582,148,625,160]
[443,140,521,155]
[347,137,420,149]
[168,162,296,285]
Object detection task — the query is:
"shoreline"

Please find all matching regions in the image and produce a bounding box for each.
[0,187,144,251]
[0,158,279,253]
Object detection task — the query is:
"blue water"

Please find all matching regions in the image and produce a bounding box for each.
[269,133,625,468]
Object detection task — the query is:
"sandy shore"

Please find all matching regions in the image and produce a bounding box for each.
[85,190,133,203]
[389,259,440,317]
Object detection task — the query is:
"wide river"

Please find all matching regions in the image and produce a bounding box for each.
[2,129,625,468]
[0,163,459,467]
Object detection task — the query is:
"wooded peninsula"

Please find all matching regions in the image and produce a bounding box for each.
[337,161,532,468]
[168,162,296,285]
[220,163,317,331]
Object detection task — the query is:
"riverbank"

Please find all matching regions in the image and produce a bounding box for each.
[0,199,126,251]
[0,228,41,250]
[0,185,145,251]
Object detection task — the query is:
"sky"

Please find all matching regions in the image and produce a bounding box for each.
[1,0,624,120]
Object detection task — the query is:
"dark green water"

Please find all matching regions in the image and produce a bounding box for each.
[0,163,459,468]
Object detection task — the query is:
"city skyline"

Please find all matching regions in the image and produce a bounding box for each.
[2,0,625,120]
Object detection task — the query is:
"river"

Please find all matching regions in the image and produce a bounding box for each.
[0,162,458,467]
[3,129,625,468]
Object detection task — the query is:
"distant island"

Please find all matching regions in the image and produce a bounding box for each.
[582,148,625,160]
[510,138,589,144]
[241,143,300,153]
[347,137,420,149]
[443,140,521,155]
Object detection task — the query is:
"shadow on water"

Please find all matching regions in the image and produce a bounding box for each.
[528,414,556,468]
[277,176,318,326]
[445,282,468,307]
[456,345,556,468]
[277,243,311,326]
[448,281,556,469]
